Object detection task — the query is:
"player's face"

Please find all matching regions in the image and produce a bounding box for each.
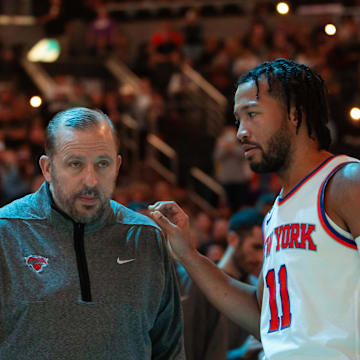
[44,123,121,224]
[234,80,293,173]
[234,226,263,277]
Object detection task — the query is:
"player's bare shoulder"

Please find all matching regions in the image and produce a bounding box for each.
[324,161,360,237]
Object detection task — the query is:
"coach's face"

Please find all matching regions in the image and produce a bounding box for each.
[234,79,293,174]
[40,122,121,224]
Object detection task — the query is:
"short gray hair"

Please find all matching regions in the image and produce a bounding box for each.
[45,107,119,157]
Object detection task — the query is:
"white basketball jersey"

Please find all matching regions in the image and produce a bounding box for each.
[261,155,360,360]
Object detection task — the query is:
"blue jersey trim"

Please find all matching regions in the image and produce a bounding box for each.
[318,162,358,249]
[278,155,335,205]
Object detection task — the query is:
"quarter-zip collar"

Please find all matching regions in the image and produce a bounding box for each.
[37,182,117,303]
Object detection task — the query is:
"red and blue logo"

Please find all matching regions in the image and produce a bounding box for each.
[25,255,48,273]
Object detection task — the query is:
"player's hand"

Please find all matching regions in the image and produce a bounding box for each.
[148,201,193,261]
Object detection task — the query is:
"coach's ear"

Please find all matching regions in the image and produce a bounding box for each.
[116,154,122,173]
[39,155,52,182]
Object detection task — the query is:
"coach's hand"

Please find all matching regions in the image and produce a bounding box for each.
[148,201,193,261]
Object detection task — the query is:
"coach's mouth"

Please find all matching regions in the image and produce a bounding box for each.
[78,196,98,206]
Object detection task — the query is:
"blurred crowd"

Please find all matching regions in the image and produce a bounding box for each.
[1,0,360,247]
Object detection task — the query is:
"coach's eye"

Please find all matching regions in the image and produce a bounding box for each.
[248,112,257,118]
[70,161,81,168]
[98,160,109,168]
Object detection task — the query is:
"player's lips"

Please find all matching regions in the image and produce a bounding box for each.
[242,144,260,156]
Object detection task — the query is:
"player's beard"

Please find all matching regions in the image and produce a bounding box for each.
[250,119,292,174]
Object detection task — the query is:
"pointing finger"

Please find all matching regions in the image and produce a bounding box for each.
[150,210,176,234]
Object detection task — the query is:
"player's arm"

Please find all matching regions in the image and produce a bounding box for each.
[149,201,262,339]
[324,162,360,245]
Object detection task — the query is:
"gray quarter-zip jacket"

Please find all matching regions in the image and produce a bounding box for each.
[0,182,185,359]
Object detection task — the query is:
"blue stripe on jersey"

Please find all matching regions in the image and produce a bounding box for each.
[318,162,358,249]
[278,155,335,205]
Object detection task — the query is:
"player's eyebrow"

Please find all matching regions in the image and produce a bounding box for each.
[234,101,259,116]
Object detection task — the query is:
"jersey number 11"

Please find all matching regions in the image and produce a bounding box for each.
[265,264,292,332]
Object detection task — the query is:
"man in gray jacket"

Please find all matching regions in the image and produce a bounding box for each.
[0,107,185,359]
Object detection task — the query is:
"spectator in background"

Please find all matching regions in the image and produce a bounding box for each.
[0,149,32,205]
[201,241,227,264]
[28,116,45,167]
[243,21,269,59]
[117,84,137,118]
[199,217,229,262]
[127,181,151,212]
[148,21,183,98]
[132,78,154,158]
[214,126,253,213]
[268,27,295,60]
[68,81,91,108]
[232,45,260,79]
[218,208,264,360]
[36,0,66,38]
[176,259,229,360]
[211,217,229,245]
[192,211,213,249]
[206,51,234,98]
[195,35,221,74]
[177,208,264,360]
[47,75,73,115]
[181,8,204,65]
[88,5,116,57]
[150,20,183,55]
[0,45,22,82]
[255,192,276,217]
[113,185,129,206]
[153,180,175,201]
[327,15,360,110]
[88,86,106,111]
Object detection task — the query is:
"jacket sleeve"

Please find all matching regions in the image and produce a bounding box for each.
[149,233,186,360]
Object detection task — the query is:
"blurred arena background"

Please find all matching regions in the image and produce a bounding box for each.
[0,0,359,238]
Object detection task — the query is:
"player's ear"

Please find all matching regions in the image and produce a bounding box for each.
[39,155,52,182]
[289,105,303,131]
[289,106,298,127]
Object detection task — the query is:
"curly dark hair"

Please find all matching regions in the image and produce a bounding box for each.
[237,58,331,150]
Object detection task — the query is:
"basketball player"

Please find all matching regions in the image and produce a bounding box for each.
[149,59,360,359]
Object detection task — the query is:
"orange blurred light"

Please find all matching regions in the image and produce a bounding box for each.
[350,107,360,122]
[276,2,290,15]
[325,24,336,36]
[30,96,42,108]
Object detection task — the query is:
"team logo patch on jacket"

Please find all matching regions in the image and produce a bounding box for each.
[25,255,48,273]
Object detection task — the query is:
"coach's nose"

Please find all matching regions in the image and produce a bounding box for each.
[83,164,98,188]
